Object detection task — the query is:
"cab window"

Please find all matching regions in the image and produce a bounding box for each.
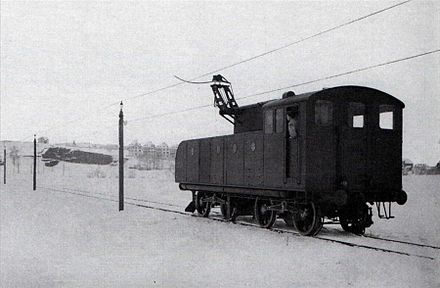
[315,100,333,126]
[287,106,299,138]
[264,110,273,134]
[348,102,365,128]
[275,108,284,133]
[379,105,394,130]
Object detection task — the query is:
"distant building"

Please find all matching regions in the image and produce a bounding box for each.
[402,158,413,175]
[143,141,156,157]
[170,145,177,159]
[413,162,440,175]
[157,142,170,158]
[413,163,428,175]
[38,136,49,144]
[426,160,440,175]
[125,140,177,170]
[127,141,143,158]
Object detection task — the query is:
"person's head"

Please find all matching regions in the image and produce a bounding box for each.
[288,112,298,120]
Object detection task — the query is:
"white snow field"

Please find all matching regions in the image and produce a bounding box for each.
[1,158,439,287]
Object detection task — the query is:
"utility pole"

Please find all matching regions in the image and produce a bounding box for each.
[3,147,6,184]
[33,135,36,191]
[119,102,124,211]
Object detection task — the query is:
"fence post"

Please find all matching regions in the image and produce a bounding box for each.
[33,135,36,191]
[119,102,124,211]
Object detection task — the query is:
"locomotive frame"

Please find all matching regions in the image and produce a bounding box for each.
[175,76,407,235]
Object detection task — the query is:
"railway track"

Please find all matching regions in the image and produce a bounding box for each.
[321,219,440,250]
[59,186,182,208]
[363,234,440,250]
[35,185,438,261]
[206,213,438,260]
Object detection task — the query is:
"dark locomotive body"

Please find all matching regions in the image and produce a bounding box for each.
[175,84,407,235]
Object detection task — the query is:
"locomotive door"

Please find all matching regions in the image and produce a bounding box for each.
[286,105,301,183]
[340,102,368,191]
[263,108,284,187]
[371,104,402,192]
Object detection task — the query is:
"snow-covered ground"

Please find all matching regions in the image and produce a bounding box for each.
[1,158,439,287]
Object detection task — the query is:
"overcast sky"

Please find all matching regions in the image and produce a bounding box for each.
[1,1,439,164]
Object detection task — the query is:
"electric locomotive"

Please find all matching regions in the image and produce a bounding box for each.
[175,75,407,235]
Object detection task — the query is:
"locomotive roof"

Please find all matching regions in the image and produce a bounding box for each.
[234,101,269,111]
[261,85,405,109]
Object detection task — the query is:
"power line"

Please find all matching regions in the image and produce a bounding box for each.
[129,104,212,123]
[19,47,438,142]
[240,49,440,100]
[125,48,440,124]
[104,82,183,108]
[17,0,413,141]
[191,0,412,80]
[109,0,411,106]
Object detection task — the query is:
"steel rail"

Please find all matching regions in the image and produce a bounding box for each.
[34,185,436,261]
[363,235,440,250]
[59,185,440,250]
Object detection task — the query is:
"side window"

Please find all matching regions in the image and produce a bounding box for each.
[264,110,273,134]
[379,105,394,130]
[287,106,299,138]
[275,108,284,133]
[315,100,333,126]
[348,102,365,128]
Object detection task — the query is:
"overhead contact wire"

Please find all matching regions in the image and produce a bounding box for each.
[240,49,440,99]
[20,0,412,139]
[125,49,440,124]
[110,0,412,106]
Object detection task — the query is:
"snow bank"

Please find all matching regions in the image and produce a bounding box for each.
[1,160,439,287]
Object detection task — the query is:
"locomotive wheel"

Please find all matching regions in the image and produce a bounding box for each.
[254,198,277,229]
[339,216,367,235]
[293,202,323,236]
[340,216,365,235]
[351,223,365,235]
[339,216,351,232]
[339,204,369,235]
[195,192,211,217]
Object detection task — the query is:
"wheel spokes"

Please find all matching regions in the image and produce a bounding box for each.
[293,202,321,236]
[254,199,276,229]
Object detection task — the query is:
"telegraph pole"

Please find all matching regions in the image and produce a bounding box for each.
[119,102,124,211]
[33,135,36,191]
[3,147,6,184]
